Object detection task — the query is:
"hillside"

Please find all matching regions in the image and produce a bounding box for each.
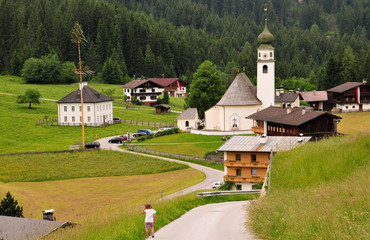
[248,133,370,239]
[0,0,368,89]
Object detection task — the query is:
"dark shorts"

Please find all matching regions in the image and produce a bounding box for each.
[145,222,154,229]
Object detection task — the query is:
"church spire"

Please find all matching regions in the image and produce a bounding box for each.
[257,10,274,45]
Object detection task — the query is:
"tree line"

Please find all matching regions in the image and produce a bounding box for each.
[0,0,369,90]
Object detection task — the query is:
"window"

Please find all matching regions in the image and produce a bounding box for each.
[236,185,242,190]
[80,116,82,122]
[251,154,256,162]
[185,121,189,127]
[352,105,355,109]
[79,106,81,112]
[103,105,105,111]
[64,106,67,112]
[88,116,91,122]
[87,106,91,112]
[252,169,257,175]
[236,154,241,161]
[270,52,273,57]
[64,116,67,122]
[236,169,242,176]
[140,96,146,100]
[72,106,75,112]
[100,105,102,111]
[152,89,155,92]
[140,89,145,93]
[72,116,75,122]
[263,65,268,73]
[150,96,157,100]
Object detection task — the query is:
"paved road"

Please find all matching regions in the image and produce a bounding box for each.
[99,136,224,199]
[154,201,259,240]
[99,136,259,239]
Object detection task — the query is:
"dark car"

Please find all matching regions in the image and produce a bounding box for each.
[113,117,122,123]
[85,141,100,149]
[108,137,124,143]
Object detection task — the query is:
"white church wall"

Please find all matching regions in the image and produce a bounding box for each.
[204,106,220,130]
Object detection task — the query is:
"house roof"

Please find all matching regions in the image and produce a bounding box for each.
[327,82,363,93]
[0,215,68,240]
[177,108,198,119]
[121,79,163,89]
[246,106,341,126]
[300,91,328,102]
[149,78,188,87]
[275,92,299,103]
[155,104,171,109]
[216,72,261,106]
[57,86,112,103]
[217,136,311,153]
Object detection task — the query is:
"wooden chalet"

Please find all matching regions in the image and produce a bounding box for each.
[149,78,188,98]
[217,136,311,190]
[327,81,370,112]
[122,79,164,106]
[247,106,342,138]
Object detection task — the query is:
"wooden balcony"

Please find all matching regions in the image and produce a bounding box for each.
[251,126,264,134]
[224,175,264,183]
[224,160,268,168]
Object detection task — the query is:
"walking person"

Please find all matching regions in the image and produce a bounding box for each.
[142,203,157,238]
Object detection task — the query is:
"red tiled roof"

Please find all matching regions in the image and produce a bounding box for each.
[300,91,328,102]
[122,79,164,88]
[149,78,188,87]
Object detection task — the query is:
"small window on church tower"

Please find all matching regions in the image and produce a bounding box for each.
[259,52,261,57]
[270,52,273,57]
[263,65,268,73]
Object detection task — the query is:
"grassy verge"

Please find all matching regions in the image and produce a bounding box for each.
[336,111,370,135]
[0,150,189,182]
[247,133,370,239]
[46,192,258,240]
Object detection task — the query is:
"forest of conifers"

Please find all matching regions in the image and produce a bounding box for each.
[0,0,369,90]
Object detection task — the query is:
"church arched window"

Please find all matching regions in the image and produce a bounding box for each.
[185,121,189,127]
[263,65,268,73]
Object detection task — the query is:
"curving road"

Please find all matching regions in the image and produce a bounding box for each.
[98,136,224,199]
[99,136,260,239]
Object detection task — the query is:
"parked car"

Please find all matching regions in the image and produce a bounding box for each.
[119,135,128,141]
[138,129,153,135]
[132,132,146,138]
[159,127,172,131]
[108,137,124,143]
[85,141,100,149]
[113,117,122,123]
[212,182,223,189]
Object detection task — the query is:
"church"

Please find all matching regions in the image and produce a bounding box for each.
[204,20,278,131]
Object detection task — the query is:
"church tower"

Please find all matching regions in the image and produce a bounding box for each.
[257,19,275,109]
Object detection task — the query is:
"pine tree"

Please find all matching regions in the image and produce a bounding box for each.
[0,191,24,218]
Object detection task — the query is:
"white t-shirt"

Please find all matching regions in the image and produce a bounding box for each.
[144,209,157,223]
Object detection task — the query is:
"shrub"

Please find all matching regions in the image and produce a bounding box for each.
[0,192,24,217]
[219,181,234,190]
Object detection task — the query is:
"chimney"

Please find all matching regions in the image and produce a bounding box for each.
[260,135,267,145]
[42,209,55,221]
[287,106,291,114]
[79,81,87,90]
[313,90,316,95]
[276,89,280,96]
[363,79,367,84]
[302,108,306,115]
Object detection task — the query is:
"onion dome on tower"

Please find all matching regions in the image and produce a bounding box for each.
[258,20,274,45]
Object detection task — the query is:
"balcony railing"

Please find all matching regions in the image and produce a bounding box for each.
[224,160,268,168]
[224,175,264,183]
[251,126,264,134]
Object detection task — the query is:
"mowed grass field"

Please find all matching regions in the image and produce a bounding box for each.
[0,150,204,222]
[131,133,226,157]
[0,76,179,153]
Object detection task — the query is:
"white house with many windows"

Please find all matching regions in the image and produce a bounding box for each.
[122,79,164,106]
[57,84,113,126]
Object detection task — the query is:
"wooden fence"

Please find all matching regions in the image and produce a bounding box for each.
[122,119,175,127]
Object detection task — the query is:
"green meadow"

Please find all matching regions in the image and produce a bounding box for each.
[0,76,179,153]
[248,133,370,240]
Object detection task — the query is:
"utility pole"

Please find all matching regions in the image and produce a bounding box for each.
[71,21,91,149]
